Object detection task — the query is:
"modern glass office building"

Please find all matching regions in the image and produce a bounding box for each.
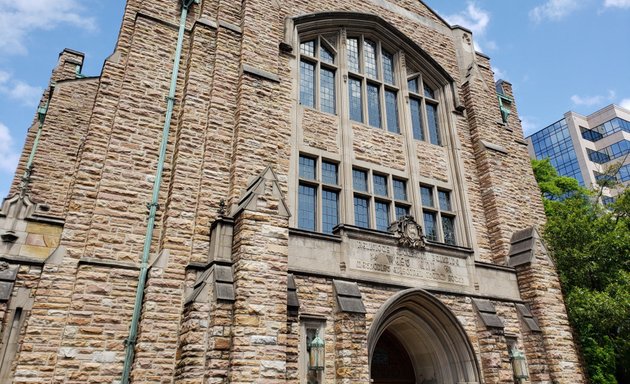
[526,104,630,201]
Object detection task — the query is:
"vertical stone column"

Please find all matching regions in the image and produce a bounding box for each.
[204,301,234,383]
[510,230,586,383]
[227,168,290,382]
[334,312,369,384]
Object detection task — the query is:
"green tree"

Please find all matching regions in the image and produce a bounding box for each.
[531,159,630,384]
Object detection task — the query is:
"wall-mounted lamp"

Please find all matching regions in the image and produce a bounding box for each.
[308,332,325,370]
[510,348,530,381]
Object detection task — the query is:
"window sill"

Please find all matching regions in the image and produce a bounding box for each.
[289,227,342,242]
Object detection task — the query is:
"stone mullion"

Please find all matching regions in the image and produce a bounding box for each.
[334,312,369,384]
[228,210,289,382]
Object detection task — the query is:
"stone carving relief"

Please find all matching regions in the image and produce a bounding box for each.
[388,216,426,249]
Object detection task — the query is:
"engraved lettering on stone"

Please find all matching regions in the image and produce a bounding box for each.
[350,240,468,285]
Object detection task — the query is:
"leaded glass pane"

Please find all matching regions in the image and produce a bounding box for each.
[375,201,390,231]
[421,186,434,207]
[382,50,394,85]
[299,60,315,108]
[407,78,418,93]
[364,39,378,79]
[367,83,381,128]
[353,169,368,192]
[393,179,407,201]
[426,103,441,145]
[322,161,338,185]
[298,184,316,231]
[423,212,437,241]
[320,44,334,64]
[410,98,424,140]
[423,83,435,99]
[438,190,451,211]
[373,174,388,196]
[395,205,409,219]
[385,90,399,133]
[322,189,339,233]
[300,40,315,56]
[442,216,455,245]
[347,38,360,73]
[354,196,369,228]
[299,155,316,180]
[320,68,336,114]
[349,77,363,122]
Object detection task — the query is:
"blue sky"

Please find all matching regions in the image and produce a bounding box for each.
[1,0,629,198]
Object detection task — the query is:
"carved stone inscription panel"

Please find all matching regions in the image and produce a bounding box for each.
[348,240,470,286]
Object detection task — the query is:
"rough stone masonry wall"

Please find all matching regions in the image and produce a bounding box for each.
[5,0,584,383]
[291,274,553,384]
[460,55,545,264]
[8,50,94,215]
[515,239,586,383]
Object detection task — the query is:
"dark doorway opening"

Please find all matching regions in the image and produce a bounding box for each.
[371,329,415,384]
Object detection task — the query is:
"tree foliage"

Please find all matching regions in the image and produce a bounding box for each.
[531,159,630,384]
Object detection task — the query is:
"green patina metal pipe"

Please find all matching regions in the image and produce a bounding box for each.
[120,0,197,382]
[19,96,50,194]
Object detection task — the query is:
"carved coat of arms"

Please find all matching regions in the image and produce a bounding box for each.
[388,216,426,249]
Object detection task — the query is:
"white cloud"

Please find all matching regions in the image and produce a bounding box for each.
[530,0,583,22]
[444,2,494,52]
[570,90,616,107]
[604,0,630,8]
[444,2,490,36]
[0,122,20,173]
[0,0,97,55]
[520,116,540,137]
[492,67,507,81]
[619,99,630,110]
[0,69,43,107]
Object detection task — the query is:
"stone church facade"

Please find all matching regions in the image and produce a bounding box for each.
[0,0,585,383]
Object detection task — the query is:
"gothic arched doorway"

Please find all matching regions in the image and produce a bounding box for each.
[368,289,480,384]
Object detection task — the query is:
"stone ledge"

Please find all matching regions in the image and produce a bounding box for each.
[474,260,516,273]
[480,140,508,155]
[78,257,139,271]
[0,255,45,266]
[195,17,218,30]
[289,268,525,304]
[218,20,242,34]
[289,227,342,242]
[241,64,280,83]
